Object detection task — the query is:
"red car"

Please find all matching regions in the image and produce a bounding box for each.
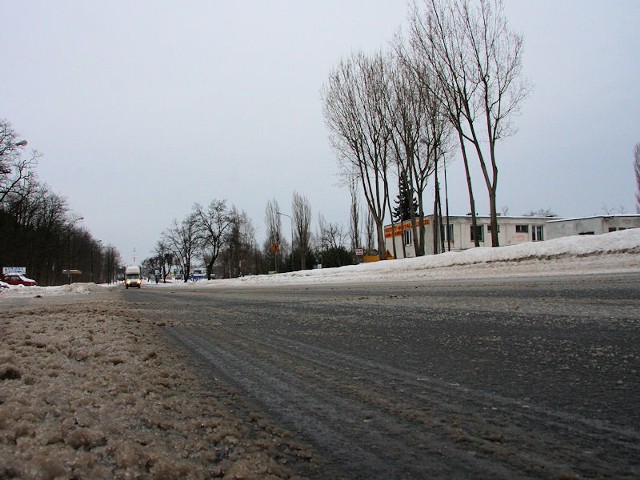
[1,274,37,286]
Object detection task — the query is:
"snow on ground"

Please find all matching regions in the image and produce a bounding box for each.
[224,228,640,286]
[2,229,639,298]
[142,228,640,288]
[0,229,638,479]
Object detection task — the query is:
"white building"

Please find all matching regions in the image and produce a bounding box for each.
[385,214,640,259]
[385,214,551,258]
[546,215,640,239]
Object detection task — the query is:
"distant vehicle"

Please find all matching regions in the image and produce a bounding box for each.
[1,274,37,287]
[124,265,142,289]
[0,280,10,290]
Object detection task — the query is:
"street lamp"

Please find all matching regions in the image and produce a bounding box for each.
[0,139,27,157]
[67,216,84,284]
[442,155,451,252]
[277,211,293,271]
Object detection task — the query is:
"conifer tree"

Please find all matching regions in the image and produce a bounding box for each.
[393,173,418,222]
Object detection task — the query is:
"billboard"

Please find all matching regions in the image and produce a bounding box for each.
[2,267,26,275]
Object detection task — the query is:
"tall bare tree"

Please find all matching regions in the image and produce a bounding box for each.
[151,239,173,282]
[164,213,200,282]
[347,171,361,253]
[323,51,394,259]
[0,120,39,204]
[409,0,530,246]
[0,119,117,286]
[221,207,256,277]
[103,245,121,284]
[316,213,351,267]
[635,143,640,213]
[194,200,232,280]
[264,198,283,271]
[291,191,312,270]
[364,211,376,255]
[389,45,452,255]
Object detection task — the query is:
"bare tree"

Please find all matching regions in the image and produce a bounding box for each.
[164,213,200,282]
[316,213,351,267]
[364,211,376,255]
[264,198,283,271]
[323,51,394,259]
[103,245,121,284]
[408,0,530,247]
[194,200,232,280]
[0,120,39,204]
[153,239,173,282]
[221,207,256,277]
[347,171,361,253]
[291,191,312,270]
[390,45,453,255]
[407,2,480,246]
[635,143,640,213]
[317,214,346,250]
[1,178,70,285]
[387,56,420,256]
[0,119,118,286]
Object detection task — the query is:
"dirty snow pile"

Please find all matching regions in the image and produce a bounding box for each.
[0,299,315,479]
[0,281,116,298]
[0,229,637,479]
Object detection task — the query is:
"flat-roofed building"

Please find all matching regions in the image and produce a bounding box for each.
[545,215,640,239]
[385,214,552,258]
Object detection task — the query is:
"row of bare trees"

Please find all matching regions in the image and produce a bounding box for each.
[145,200,240,282]
[635,143,640,213]
[322,0,529,257]
[0,119,121,285]
[145,191,362,281]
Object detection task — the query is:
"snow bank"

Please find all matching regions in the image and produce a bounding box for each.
[2,229,639,297]
[0,282,118,298]
[0,300,306,478]
[208,228,640,287]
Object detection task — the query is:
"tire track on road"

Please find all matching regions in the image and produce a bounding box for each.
[166,323,639,479]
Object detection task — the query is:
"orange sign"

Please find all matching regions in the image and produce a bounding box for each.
[384,218,430,238]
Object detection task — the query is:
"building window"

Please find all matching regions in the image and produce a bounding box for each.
[403,228,412,246]
[516,225,529,233]
[487,224,501,233]
[470,225,484,242]
[532,225,544,241]
[441,224,454,243]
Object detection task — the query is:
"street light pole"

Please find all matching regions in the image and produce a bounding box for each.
[443,157,451,252]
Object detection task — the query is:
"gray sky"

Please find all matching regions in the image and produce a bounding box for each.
[2,1,639,265]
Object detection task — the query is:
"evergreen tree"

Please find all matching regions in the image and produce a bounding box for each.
[393,173,418,222]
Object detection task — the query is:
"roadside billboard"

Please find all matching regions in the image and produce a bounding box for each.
[2,267,26,275]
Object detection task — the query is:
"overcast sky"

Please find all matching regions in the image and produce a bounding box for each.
[2,1,639,265]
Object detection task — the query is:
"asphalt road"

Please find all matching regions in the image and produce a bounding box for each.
[127,272,640,479]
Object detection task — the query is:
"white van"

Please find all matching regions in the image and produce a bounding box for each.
[124,265,142,289]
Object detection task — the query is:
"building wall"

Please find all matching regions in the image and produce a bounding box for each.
[546,215,640,239]
[385,214,640,259]
[385,215,550,259]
